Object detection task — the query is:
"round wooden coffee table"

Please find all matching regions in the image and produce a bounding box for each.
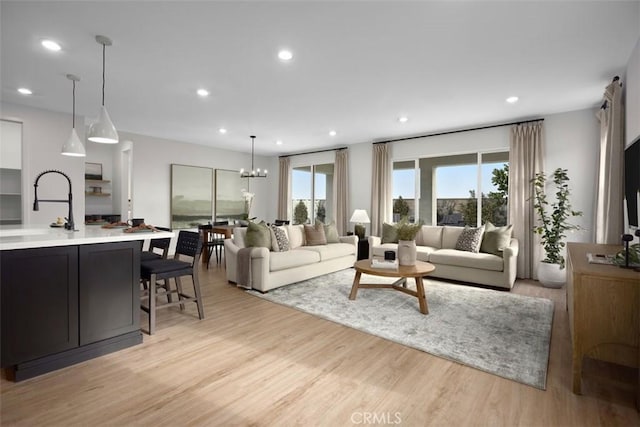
[349,259,436,314]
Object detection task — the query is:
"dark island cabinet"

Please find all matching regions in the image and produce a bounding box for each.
[1,241,142,380]
[79,242,140,345]
[1,246,79,367]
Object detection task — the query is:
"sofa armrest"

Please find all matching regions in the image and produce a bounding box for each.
[502,238,519,288]
[340,235,358,246]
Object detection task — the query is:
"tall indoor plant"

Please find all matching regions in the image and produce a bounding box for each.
[532,168,582,287]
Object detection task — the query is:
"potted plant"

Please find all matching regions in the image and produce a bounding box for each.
[396,217,423,266]
[532,168,582,287]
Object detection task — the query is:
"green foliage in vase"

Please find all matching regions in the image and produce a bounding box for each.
[532,168,582,268]
[396,217,424,241]
[293,200,308,225]
[613,243,640,266]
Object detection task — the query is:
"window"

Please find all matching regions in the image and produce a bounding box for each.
[291,163,334,224]
[393,152,508,226]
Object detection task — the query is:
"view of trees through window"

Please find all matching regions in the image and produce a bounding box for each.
[392,152,509,227]
[291,163,334,224]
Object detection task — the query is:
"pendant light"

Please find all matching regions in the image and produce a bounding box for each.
[240,136,268,178]
[61,74,86,157]
[87,35,118,144]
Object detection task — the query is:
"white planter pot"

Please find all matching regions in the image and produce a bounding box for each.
[398,240,417,266]
[538,262,566,288]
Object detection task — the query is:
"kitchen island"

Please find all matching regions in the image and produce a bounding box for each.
[0,225,174,381]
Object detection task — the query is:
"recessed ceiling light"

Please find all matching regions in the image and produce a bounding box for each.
[41,39,61,51]
[17,88,32,95]
[218,128,227,134]
[197,89,209,97]
[278,50,293,61]
[329,130,337,137]
[398,116,408,123]
[276,140,283,145]
[506,96,519,104]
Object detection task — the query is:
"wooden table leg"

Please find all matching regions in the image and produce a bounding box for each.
[349,271,362,300]
[415,277,428,314]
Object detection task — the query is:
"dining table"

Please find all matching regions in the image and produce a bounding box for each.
[201,224,236,265]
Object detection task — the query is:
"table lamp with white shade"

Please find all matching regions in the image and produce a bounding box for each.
[350,209,370,239]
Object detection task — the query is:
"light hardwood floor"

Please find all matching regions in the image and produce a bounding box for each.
[1,264,638,426]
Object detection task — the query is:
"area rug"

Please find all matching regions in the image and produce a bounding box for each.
[247,269,554,389]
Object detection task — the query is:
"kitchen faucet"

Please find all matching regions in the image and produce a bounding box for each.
[33,169,75,231]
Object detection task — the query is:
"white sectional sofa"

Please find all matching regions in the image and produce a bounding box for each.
[225,224,358,292]
[369,225,518,289]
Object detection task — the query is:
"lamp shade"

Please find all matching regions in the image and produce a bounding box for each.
[350,209,370,223]
[87,106,119,144]
[61,128,86,157]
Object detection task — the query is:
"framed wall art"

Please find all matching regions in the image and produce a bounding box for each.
[170,164,213,229]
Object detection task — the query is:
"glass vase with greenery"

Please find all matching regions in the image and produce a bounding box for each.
[532,168,582,269]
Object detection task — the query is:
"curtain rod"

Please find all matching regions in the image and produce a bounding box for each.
[279,146,347,159]
[372,118,545,145]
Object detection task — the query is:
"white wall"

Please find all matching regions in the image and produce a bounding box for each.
[122,131,274,228]
[626,37,640,147]
[346,108,600,243]
[1,102,86,226]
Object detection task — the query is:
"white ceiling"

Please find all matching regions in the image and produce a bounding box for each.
[1,1,639,156]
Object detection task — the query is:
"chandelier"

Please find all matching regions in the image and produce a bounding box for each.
[240,135,267,178]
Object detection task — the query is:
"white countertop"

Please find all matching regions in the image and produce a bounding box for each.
[0,225,175,250]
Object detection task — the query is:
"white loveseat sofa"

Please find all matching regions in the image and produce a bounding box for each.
[225,224,358,292]
[369,225,518,289]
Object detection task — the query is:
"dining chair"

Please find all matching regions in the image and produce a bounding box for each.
[210,220,229,266]
[140,230,204,335]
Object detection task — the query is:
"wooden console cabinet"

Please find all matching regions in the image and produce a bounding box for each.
[566,242,639,404]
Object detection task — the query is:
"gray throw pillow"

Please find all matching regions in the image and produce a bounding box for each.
[382,222,398,244]
[245,221,271,248]
[480,222,513,256]
[455,225,485,253]
[322,221,340,243]
[304,222,327,246]
[270,225,290,252]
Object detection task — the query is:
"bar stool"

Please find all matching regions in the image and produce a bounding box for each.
[140,227,172,261]
[140,230,204,334]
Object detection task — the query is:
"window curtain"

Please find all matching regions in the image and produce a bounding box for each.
[333,149,349,235]
[595,78,625,244]
[508,121,544,279]
[370,143,391,236]
[277,156,291,220]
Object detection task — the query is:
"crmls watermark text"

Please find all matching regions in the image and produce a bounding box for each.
[350,411,402,425]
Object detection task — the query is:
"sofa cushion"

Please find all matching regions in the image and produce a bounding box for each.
[323,221,340,243]
[245,221,271,248]
[480,222,513,256]
[270,225,290,252]
[269,248,321,272]
[455,226,485,253]
[442,226,464,249]
[304,222,327,246]
[417,226,442,248]
[233,227,247,248]
[429,249,504,272]
[298,243,355,261]
[382,222,398,243]
[286,224,305,249]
